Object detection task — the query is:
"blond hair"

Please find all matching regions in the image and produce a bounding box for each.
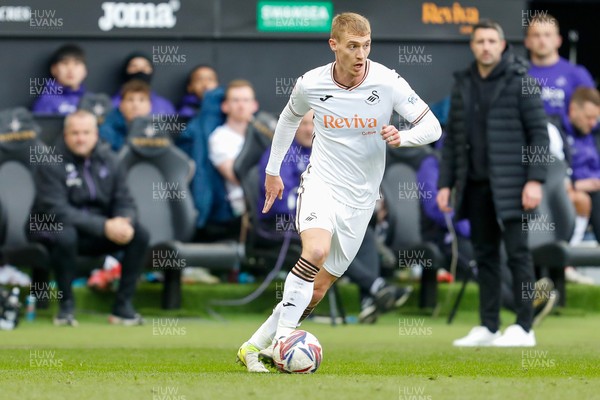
[331,13,371,41]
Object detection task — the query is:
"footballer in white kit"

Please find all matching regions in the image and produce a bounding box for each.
[271,59,436,277]
[237,12,441,373]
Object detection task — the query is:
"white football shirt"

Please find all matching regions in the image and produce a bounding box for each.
[285,60,431,209]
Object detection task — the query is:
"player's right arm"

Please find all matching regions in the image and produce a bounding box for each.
[263,77,310,213]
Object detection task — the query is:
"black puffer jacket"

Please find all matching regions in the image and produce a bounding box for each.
[438,48,549,222]
[32,140,137,237]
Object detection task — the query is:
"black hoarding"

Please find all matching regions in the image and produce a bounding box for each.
[0,0,526,40]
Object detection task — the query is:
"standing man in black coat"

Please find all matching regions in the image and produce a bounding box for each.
[30,110,149,326]
[437,20,549,347]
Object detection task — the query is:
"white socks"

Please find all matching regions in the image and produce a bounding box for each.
[247,257,319,347]
[569,215,589,246]
[275,272,314,339]
[248,302,282,350]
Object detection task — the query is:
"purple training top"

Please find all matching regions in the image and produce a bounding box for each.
[31,80,87,115]
[111,91,176,115]
[528,57,595,119]
[562,115,600,181]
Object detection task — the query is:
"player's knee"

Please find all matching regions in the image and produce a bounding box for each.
[578,193,592,214]
[302,246,329,266]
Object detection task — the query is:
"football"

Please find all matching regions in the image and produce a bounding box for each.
[272,330,323,373]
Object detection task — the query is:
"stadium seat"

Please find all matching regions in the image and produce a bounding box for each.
[528,159,600,306]
[0,119,51,304]
[118,116,242,309]
[77,92,114,125]
[381,160,444,310]
[34,115,64,145]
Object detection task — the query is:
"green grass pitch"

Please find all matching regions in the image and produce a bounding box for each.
[1,311,599,400]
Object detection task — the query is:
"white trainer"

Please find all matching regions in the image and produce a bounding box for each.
[453,326,500,347]
[492,324,536,347]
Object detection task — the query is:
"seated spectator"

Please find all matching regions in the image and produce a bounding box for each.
[209,80,258,218]
[179,87,234,235]
[111,52,175,115]
[100,80,152,152]
[562,87,600,243]
[259,111,412,323]
[32,44,88,115]
[544,121,592,251]
[29,110,149,326]
[178,65,219,118]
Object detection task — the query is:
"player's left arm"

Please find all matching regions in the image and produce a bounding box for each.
[385,75,441,148]
[382,112,441,148]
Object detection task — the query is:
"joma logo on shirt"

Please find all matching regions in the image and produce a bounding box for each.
[323,114,377,129]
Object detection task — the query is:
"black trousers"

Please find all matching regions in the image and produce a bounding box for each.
[440,223,530,314]
[465,181,535,332]
[32,222,150,308]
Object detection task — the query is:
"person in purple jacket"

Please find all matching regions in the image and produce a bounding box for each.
[562,88,600,240]
[111,52,175,115]
[525,14,595,120]
[178,65,219,118]
[32,44,88,115]
[259,111,413,324]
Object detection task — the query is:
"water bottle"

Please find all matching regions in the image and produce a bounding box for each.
[25,294,36,322]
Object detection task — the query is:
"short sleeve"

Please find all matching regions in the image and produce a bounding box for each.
[208,129,235,166]
[574,65,595,88]
[287,76,311,117]
[392,73,430,125]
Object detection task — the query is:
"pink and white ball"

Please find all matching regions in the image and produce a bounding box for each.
[272,330,323,373]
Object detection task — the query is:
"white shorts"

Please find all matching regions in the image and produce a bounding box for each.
[295,168,374,277]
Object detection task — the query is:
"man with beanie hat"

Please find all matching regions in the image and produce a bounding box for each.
[111,52,175,115]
